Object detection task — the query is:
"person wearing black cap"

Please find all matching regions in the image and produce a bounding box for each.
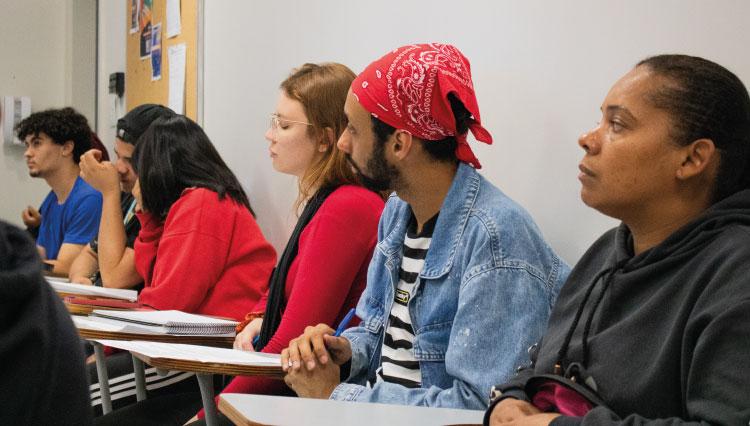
[69,104,174,287]
[0,219,93,425]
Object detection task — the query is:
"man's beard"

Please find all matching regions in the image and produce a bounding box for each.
[345,143,398,192]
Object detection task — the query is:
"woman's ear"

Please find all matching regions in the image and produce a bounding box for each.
[676,138,717,180]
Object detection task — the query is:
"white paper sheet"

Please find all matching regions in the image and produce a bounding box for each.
[166,0,181,38]
[168,43,187,114]
[47,279,138,302]
[93,340,282,366]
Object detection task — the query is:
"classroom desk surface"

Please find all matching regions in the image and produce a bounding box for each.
[74,320,234,417]
[129,349,284,379]
[76,327,235,347]
[218,393,485,426]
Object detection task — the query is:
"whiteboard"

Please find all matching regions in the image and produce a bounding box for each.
[201,0,750,264]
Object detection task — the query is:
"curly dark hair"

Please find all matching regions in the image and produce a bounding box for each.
[15,107,93,163]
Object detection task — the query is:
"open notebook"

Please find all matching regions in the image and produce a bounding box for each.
[47,278,138,302]
[89,309,238,335]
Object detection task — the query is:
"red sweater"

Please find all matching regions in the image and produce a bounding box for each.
[219,185,384,396]
[135,188,276,321]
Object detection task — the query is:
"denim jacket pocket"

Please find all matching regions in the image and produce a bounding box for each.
[412,320,452,361]
[362,295,385,334]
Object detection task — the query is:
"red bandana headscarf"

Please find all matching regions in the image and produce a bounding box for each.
[352,43,493,168]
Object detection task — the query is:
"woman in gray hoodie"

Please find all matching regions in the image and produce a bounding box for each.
[486,55,750,426]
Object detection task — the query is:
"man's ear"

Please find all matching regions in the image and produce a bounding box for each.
[61,140,75,158]
[390,129,414,161]
[676,138,717,180]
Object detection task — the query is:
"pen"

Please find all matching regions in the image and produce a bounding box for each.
[334,308,357,337]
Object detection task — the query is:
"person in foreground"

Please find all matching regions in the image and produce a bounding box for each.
[70,104,175,288]
[16,107,103,275]
[282,43,569,410]
[0,220,92,425]
[485,54,750,425]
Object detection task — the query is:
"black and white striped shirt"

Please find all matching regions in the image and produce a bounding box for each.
[376,212,438,388]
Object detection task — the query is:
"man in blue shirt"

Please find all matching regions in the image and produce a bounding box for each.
[281,44,570,410]
[17,107,102,275]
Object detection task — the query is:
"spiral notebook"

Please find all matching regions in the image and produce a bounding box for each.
[90,309,239,335]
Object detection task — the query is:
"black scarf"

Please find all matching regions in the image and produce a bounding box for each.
[255,185,339,351]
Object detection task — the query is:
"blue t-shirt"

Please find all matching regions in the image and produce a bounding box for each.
[37,176,103,260]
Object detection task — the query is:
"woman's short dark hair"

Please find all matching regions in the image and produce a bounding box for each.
[638,54,750,202]
[132,115,253,220]
[371,93,471,163]
[15,107,93,163]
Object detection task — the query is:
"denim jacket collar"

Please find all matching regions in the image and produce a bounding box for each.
[378,162,480,279]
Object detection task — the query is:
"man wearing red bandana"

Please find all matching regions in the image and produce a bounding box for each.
[282,43,569,410]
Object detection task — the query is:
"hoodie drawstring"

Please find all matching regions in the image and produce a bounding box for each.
[554,260,626,377]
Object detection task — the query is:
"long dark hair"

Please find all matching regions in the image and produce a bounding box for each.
[132,115,253,220]
[638,54,750,202]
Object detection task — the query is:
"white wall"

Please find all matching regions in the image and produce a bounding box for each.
[69,0,98,124]
[0,0,97,226]
[96,0,127,155]
[0,0,69,225]
[202,0,750,264]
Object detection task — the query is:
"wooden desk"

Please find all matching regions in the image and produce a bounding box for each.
[129,351,284,379]
[96,340,283,426]
[74,319,234,415]
[76,327,234,348]
[130,350,284,426]
[218,394,485,426]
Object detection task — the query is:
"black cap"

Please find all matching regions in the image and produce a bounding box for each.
[116,104,175,144]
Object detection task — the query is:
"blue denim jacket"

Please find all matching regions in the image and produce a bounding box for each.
[330,163,570,409]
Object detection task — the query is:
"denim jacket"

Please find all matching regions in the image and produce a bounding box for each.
[330,163,570,409]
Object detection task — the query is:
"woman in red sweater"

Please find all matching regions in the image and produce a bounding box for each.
[131,115,276,320]
[91,114,276,418]
[187,63,385,424]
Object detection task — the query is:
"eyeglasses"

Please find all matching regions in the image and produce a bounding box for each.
[269,113,313,132]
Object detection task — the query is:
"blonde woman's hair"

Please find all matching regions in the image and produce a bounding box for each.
[280,63,362,210]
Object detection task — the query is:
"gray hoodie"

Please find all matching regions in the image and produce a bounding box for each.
[489,189,750,426]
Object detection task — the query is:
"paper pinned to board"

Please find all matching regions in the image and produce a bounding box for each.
[166,0,182,38]
[168,43,187,114]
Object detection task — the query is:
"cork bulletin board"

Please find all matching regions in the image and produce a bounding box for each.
[125,0,199,120]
